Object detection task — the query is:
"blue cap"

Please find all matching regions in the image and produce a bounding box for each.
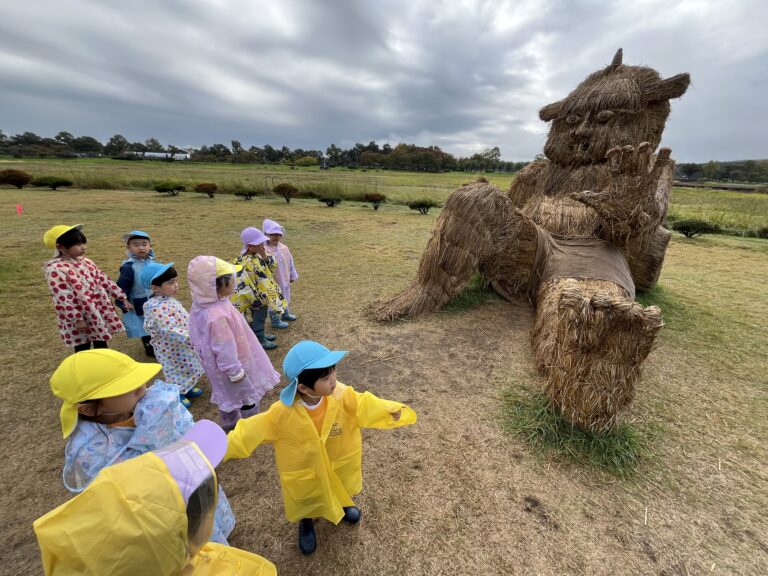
[140,262,175,290]
[280,341,347,406]
[123,230,151,242]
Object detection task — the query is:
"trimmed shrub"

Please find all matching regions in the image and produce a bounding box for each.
[407,199,440,215]
[234,190,257,201]
[154,182,185,196]
[319,197,342,207]
[194,182,217,198]
[273,183,299,203]
[672,219,721,238]
[362,192,386,210]
[0,169,33,189]
[31,176,74,190]
[755,226,768,239]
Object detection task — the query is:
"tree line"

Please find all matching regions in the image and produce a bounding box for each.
[675,160,768,183]
[0,130,528,173]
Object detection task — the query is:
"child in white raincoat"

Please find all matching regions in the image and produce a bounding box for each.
[225,340,417,555]
[141,262,205,409]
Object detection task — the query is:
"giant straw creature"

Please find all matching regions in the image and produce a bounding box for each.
[373,50,690,432]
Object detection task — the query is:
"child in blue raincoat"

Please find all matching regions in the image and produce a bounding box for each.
[116,230,156,356]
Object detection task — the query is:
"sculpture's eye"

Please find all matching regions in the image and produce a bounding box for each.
[596,110,615,122]
[565,114,581,125]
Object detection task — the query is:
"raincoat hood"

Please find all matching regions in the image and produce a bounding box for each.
[262,219,284,236]
[188,256,241,305]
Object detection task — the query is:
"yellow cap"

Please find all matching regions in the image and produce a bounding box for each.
[214,257,242,277]
[43,224,83,248]
[50,350,161,438]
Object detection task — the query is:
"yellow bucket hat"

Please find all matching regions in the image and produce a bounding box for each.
[43,224,83,248]
[214,257,242,277]
[50,350,161,439]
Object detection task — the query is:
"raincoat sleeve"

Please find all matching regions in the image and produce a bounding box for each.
[44,262,85,323]
[225,410,276,461]
[346,387,417,429]
[209,316,243,378]
[286,246,299,282]
[123,382,194,457]
[114,261,132,310]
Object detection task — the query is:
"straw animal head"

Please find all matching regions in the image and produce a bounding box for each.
[540,49,690,167]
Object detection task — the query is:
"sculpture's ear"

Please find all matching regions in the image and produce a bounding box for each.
[645,72,691,102]
[539,100,563,122]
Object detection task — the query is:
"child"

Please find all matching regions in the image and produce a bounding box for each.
[141,262,205,409]
[116,230,156,357]
[231,227,287,350]
[187,255,281,431]
[263,218,299,328]
[226,340,417,555]
[34,420,277,575]
[43,224,131,352]
[50,349,236,544]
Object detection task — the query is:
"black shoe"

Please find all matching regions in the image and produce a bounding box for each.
[342,506,361,524]
[298,519,316,555]
[143,345,155,358]
[264,334,277,341]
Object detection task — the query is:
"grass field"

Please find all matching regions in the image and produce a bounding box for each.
[0,186,767,575]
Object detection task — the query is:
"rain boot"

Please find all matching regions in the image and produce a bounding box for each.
[240,403,260,418]
[282,307,298,321]
[219,409,241,433]
[270,310,289,329]
[298,519,316,555]
[249,306,278,349]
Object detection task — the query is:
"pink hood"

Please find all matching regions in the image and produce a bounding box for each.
[187,256,219,304]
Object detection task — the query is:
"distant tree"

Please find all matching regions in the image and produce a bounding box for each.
[104,134,129,156]
[0,129,7,145]
[672,219,721,238]
[273,182,299,203]
[294,156,319,167]
[407,199,440,214]
[0,169,33,188]
[363,192,386,210]
[129,141,148,154]
[326,144,342,165]
[382,143,393,155]
[72,135,103,154]
[319,197,342,207]
[11,132,43,146]
[194,182,217,198]
[231,140,243,155]
[702,161,722,181]
[154,182,185,195]
[32,176,73,190]
[54,131,75,147]
[144,138,164,152]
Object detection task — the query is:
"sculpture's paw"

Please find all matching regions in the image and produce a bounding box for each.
[369,288,437,323]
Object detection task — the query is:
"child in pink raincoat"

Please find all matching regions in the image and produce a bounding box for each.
[187,256,281,431]
[263,218,299,328]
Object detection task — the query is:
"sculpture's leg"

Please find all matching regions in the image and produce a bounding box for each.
[372,181,538,322]
[532,277,663,432]
[624,225,672,291]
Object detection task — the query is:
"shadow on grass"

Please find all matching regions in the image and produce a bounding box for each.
[444,274,501,312]
[501,386,650,478]
[636,284,695,333]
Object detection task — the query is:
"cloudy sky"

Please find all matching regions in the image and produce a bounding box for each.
[1,0,766,162]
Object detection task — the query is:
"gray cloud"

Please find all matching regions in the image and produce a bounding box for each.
[1,0,765,161]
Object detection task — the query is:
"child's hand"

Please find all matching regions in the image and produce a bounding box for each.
[229,369,246,383]
[123,301,134,312]
[75,319,87,331]
[391,410,401,421]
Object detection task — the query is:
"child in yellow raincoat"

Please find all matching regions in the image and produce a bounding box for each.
[34,419,276,575]
[226,340,417,555]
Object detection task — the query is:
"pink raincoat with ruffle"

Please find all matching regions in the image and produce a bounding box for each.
[187,256,280,412]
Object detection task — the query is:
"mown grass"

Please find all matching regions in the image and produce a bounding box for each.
[501,385,651,477]
[668,187,768,236]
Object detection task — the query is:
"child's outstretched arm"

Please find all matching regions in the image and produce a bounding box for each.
[209,317,245,381]
[113,262,133,311]
[225,409,276,461]
[345,386,417,429]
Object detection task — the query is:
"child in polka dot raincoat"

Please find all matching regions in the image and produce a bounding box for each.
[42,224,130,352]
[140,262,205,409]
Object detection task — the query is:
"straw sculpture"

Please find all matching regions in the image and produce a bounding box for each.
[373,49,690,431]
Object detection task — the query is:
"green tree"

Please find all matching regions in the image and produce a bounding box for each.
[54,131,75,146]
[144,138,164,152]
[71,135,103,153]
[104,134,129,156]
